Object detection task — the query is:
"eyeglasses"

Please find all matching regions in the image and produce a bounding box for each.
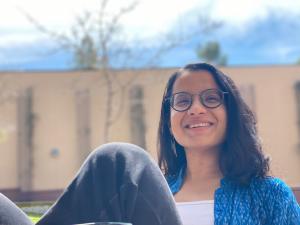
[167,88,227,112]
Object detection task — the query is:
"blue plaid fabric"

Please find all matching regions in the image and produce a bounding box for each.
[168,174,300,224]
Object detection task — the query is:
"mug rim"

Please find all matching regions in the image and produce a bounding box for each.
[73,222,132,225]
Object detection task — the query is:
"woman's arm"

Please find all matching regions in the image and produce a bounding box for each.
[266,178,300,224]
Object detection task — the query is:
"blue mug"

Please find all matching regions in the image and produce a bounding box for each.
[73,223,132,225]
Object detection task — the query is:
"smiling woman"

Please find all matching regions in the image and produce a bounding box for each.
[0,63,299,225]
[169,70,227,154]
[158,62,300,224]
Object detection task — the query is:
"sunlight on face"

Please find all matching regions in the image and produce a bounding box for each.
[170,70,227,152]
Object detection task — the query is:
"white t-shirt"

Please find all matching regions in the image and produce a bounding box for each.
[176,200,214,225]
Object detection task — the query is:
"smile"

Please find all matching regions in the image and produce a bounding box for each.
[186,122,213,128]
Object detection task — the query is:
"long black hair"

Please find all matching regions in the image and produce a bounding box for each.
[157,62,269,185]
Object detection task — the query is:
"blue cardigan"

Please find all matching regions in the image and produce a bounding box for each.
[168,172,300,224]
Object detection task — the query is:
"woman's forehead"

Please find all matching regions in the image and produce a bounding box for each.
[172,70,219,93]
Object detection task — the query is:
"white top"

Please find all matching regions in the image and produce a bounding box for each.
[176,200,214,225]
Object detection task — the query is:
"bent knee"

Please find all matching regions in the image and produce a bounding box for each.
[89,142,151,162]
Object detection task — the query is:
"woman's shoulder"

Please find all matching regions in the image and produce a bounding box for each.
[250,176,292,195]
[250,177,299,208]
[251,176,288,187]
[249,176,293,199]
[250,177,300,222]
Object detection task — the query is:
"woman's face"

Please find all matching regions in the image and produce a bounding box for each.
[170,70,227,152]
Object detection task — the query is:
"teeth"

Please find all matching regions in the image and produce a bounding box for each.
[189,123,211,128]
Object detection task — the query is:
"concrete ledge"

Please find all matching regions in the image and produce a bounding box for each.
[0,188,63,201]
[1,187,300,203]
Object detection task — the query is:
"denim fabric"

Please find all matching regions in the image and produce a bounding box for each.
[36,143,182,225]
[0,193,34,225]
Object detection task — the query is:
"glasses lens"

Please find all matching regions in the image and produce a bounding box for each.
[201,89,223,108]
[172,92,192,111]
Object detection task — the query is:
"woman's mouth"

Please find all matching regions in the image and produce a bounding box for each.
[185,122,213,129]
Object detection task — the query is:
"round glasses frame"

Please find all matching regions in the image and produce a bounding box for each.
[166,88,228,112]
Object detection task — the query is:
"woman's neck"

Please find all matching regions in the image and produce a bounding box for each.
[184,147,222,182]
[174,147,222,202]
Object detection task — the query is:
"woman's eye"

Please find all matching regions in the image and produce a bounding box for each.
[176,99,189,106]
[205,96,220,102]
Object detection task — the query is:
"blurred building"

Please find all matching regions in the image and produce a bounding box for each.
[0,66,300,202]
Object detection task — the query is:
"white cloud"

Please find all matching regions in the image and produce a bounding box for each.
[1,0,300,47]
[0,33,46,47]
[3,0,300,29]
[0,0,203,46]
[3,0,200,29]
[211,0,300,28]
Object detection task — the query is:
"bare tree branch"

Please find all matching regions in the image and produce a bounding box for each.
[103,1,138,44]
[21,0,220,142]
[19,9,76,50]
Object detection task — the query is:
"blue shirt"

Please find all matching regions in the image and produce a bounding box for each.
[168,172,300,224]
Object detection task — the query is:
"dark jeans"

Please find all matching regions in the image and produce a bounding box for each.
[0,193,34,225]
[0,143,182,225]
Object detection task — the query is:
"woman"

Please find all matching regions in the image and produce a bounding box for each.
[1,63,299,225]
[158,62,300,224]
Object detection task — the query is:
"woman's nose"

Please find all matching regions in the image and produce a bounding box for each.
[187,96,207,115]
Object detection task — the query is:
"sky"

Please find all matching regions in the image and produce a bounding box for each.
[1,0,300,70]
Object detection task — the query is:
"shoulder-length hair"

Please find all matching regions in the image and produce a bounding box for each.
[157,62,269,185]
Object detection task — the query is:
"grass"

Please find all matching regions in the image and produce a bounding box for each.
[17,201,51,224]
[28,214,41,223]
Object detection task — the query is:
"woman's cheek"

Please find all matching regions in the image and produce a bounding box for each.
[170,111,185,141]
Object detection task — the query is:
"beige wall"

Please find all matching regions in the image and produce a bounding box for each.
[0,100,17,188]
[0,66,300,198]
[225,67,300,186]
